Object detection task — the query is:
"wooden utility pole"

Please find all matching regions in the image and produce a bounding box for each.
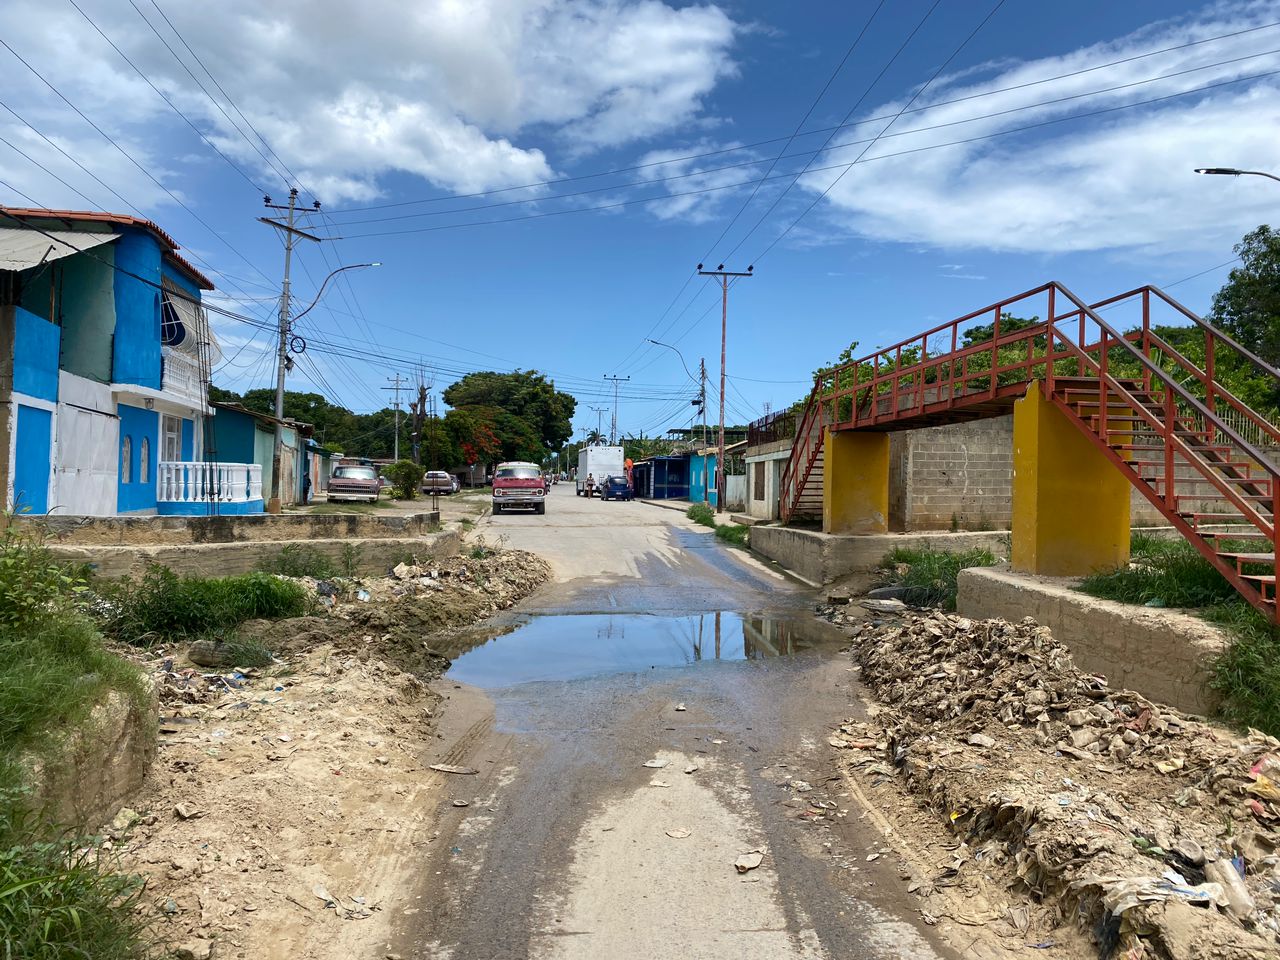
[697,263,753,512]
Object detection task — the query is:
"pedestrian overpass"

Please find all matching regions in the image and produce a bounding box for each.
[779,282,1280,620]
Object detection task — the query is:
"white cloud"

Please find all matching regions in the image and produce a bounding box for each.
[792,2,1280,256]
[633,140,768,223]
[0,0,738,206]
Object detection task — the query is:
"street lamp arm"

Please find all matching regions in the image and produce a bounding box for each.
[1194,167,1280,183]
[293,262,381,321]
[646,338,696,383]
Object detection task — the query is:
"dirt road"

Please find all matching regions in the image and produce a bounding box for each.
[402,487,958,959]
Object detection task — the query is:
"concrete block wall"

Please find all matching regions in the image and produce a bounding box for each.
[956,566,1225,715]
[50,529,463,579]
[888,417,1013,531]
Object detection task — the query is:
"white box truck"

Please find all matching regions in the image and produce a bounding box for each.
[577,445,625,497]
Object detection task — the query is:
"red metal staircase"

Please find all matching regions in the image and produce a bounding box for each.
[778,281,1280,619]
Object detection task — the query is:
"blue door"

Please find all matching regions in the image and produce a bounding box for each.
[14,405,52,514]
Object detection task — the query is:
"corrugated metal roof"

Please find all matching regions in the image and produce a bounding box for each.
[0,227,118,271]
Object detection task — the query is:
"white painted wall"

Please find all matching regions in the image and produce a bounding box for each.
[745,449,790,520]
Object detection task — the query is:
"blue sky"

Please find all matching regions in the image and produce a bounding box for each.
[2,0,1277,441]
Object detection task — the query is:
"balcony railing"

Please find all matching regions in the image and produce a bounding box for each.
[161,347,205,403]
[157,461,262,504]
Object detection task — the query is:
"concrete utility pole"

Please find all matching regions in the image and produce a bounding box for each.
[699,357,708,505]
[603,374,629,444]
[261,188,321,513]
[383,373,409,461]
[588,405,607,440]
[697,263,754,512]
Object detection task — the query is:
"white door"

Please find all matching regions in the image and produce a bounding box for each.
[53,406,119,515]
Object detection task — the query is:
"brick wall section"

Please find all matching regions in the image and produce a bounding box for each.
[889,417,1014,531]
[956,566,1225,715]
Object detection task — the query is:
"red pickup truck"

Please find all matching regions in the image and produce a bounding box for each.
[491,461,546,515]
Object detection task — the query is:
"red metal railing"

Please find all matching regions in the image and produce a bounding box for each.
[777,281,1280,616]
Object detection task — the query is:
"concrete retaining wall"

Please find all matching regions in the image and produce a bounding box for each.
[13,509,440,546]
[750,526,1008,585]
[956,566,1225,715]
[889,417,1013,532]
[51,529,463,579]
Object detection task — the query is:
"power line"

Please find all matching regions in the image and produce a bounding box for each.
[321,20,1280,217]
[63,0,265,194]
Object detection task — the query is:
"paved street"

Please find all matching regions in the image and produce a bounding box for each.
[408,485,954,960]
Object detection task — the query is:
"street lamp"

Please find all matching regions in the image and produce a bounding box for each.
[292,262,381,321]
[268,260,380,513]
[645,338,709,504]
[1194,167,1280,184]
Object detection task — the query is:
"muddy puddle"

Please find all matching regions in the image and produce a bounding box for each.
[445,612,841,687]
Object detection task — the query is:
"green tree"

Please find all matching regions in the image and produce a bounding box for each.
[442,371,576,450]
[1209,225,1280,366]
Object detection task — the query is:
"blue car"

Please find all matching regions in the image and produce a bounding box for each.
[599,475,634,501]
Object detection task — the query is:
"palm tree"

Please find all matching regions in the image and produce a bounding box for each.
[586,429,606,445]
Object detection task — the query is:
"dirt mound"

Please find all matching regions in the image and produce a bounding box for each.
[820,605,1280,958]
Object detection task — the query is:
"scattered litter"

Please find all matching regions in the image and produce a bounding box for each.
[734,850,765,874]
[711,739,726,745]
[174,803,202,821]
[684,764,699,775]
[674,703,687,712]
[356,589,371,602]
[665,828,692,839]
[451,800,470,808]
[429,764,479,776]
[649,779,670,788]
[860,598,907,613]
[643,759,669,769]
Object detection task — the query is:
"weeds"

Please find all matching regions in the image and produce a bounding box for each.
[1077,535,1240,608]
[714,524,749,547]
[258,543,336,579]
[339,542,362,578]
[0,788,153,960]
[686,504,715,527]
[0,523,86,631]
[101,566,312,645]
[876,546,1000,611]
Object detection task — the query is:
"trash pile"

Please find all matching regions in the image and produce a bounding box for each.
[820,604,1280,959]
[152,657,267,707]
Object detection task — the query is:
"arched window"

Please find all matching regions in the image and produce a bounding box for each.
[121,436,132,484]
[140,437,150,484]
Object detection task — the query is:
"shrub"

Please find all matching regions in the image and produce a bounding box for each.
[877,546,1000,611]
[259,543,336,579]
[386,460,425,500]
[102,566,312,644]
[0,522,86,631]
[714,524,749,547]
[686,503,715,527]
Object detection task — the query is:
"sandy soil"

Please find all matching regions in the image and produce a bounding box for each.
[110,546,549,960]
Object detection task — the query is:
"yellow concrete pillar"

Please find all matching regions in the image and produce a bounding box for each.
[823,428,889,534]
[1012,382,1130,575]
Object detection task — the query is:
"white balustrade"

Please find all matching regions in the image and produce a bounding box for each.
[157,462,263,504]
[161,348,205,403]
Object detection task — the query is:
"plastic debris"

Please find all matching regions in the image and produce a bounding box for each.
[643,759,669,769]
[734,850,764,874]
[429,764,478,775]
[665,828,691,839]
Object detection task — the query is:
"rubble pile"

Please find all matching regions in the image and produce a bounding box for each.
[822,605,1280,959]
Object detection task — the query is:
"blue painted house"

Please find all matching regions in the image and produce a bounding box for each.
[0,207,261,516]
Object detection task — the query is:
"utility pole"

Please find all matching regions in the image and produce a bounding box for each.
[603,374,629,444]
[697,263,754,512]
[699,357,708,505]
[588,405,607,441]
[260,188,321,513]
[409,383,428,464]
[383,374,409,461]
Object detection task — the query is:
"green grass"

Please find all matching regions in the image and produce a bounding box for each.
[258,543,337,579]
[1076,533,1241,608]
[0,787,153,960]
[714,524,749,547]
[101,566,313,645]
[0,521,155,958]
[876,546,1000,611]
[686,503,715,527]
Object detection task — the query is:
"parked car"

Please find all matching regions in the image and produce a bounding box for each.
[328,464,382,503]
[492,461,546,515]
[599,474,634,501]
[421,470,455,495]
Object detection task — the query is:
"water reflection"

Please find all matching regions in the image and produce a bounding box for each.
[448,612,832,688]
